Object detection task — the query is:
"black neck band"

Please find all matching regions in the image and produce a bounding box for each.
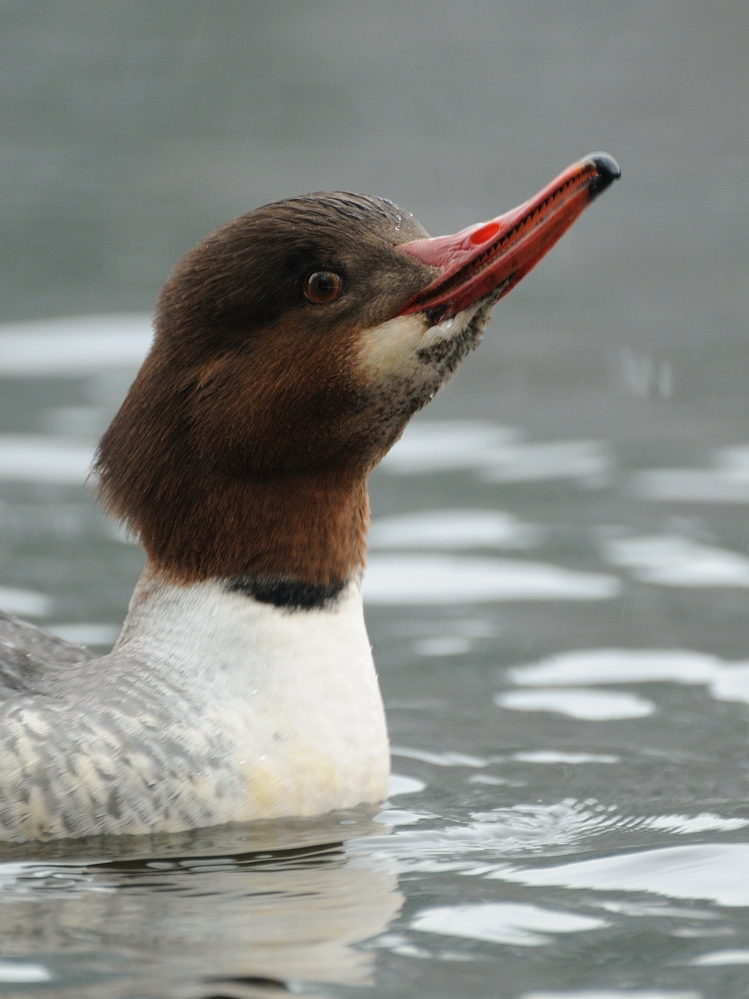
[225,574,347,611]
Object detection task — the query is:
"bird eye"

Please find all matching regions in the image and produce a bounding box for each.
[304,271,342,304]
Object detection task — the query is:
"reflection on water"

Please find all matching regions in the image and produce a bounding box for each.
[0,815,403,997]
[691,950,749,966]
[381,421,520,474]
[364,553,621,604]
[0,316,152,377]
[45,623,121,646]
[604,534,749,587]
[369,508,543,550]
[512,752,619,764]
[0,436,94,483]
[633,448,749,504]
[383,420,612,487]
[0,0,748,991]
[491,843,749,907]
[521,993,701,999]
[0,585,50,617]
[411,901,607,947]
[496,687,655,720]
[4,315,749,995]
[508,648,749,708]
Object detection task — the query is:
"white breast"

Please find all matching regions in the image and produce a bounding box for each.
[114,570,391,820]
[0,569,390,841]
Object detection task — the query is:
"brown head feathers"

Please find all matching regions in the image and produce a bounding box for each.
[95,193,443,595]
[95,157,618,600]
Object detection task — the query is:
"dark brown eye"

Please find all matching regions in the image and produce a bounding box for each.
[304,271,342,304]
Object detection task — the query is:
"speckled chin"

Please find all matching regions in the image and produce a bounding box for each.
[352,296,494,449]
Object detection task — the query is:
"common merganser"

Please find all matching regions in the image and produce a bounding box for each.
[0,154,619,841]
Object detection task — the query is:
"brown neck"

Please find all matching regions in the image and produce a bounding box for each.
[129,468,370,588]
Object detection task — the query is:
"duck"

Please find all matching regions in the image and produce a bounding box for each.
[0,154,619,841]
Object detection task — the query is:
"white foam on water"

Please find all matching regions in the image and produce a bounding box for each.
[508,648,749,709]
[690,949,749,966]
[604,534,749,587]
[46,623,121,646]
[0,435,95,484]
[363,554,620,604]
[411,901,607,947]
[0,314,152,377]
[0,586,51,617]
[497,688,655,721]
[0,961,51,983]
[488,843,749,906]
[387,775,427,797]
[368,509,542,550]
[512,752,620,764]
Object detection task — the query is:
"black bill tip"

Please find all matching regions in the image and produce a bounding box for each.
[587,153,621,197]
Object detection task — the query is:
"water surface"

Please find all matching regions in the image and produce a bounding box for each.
[0,3,748,997]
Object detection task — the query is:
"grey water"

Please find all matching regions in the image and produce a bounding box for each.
[0,2,748,997]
